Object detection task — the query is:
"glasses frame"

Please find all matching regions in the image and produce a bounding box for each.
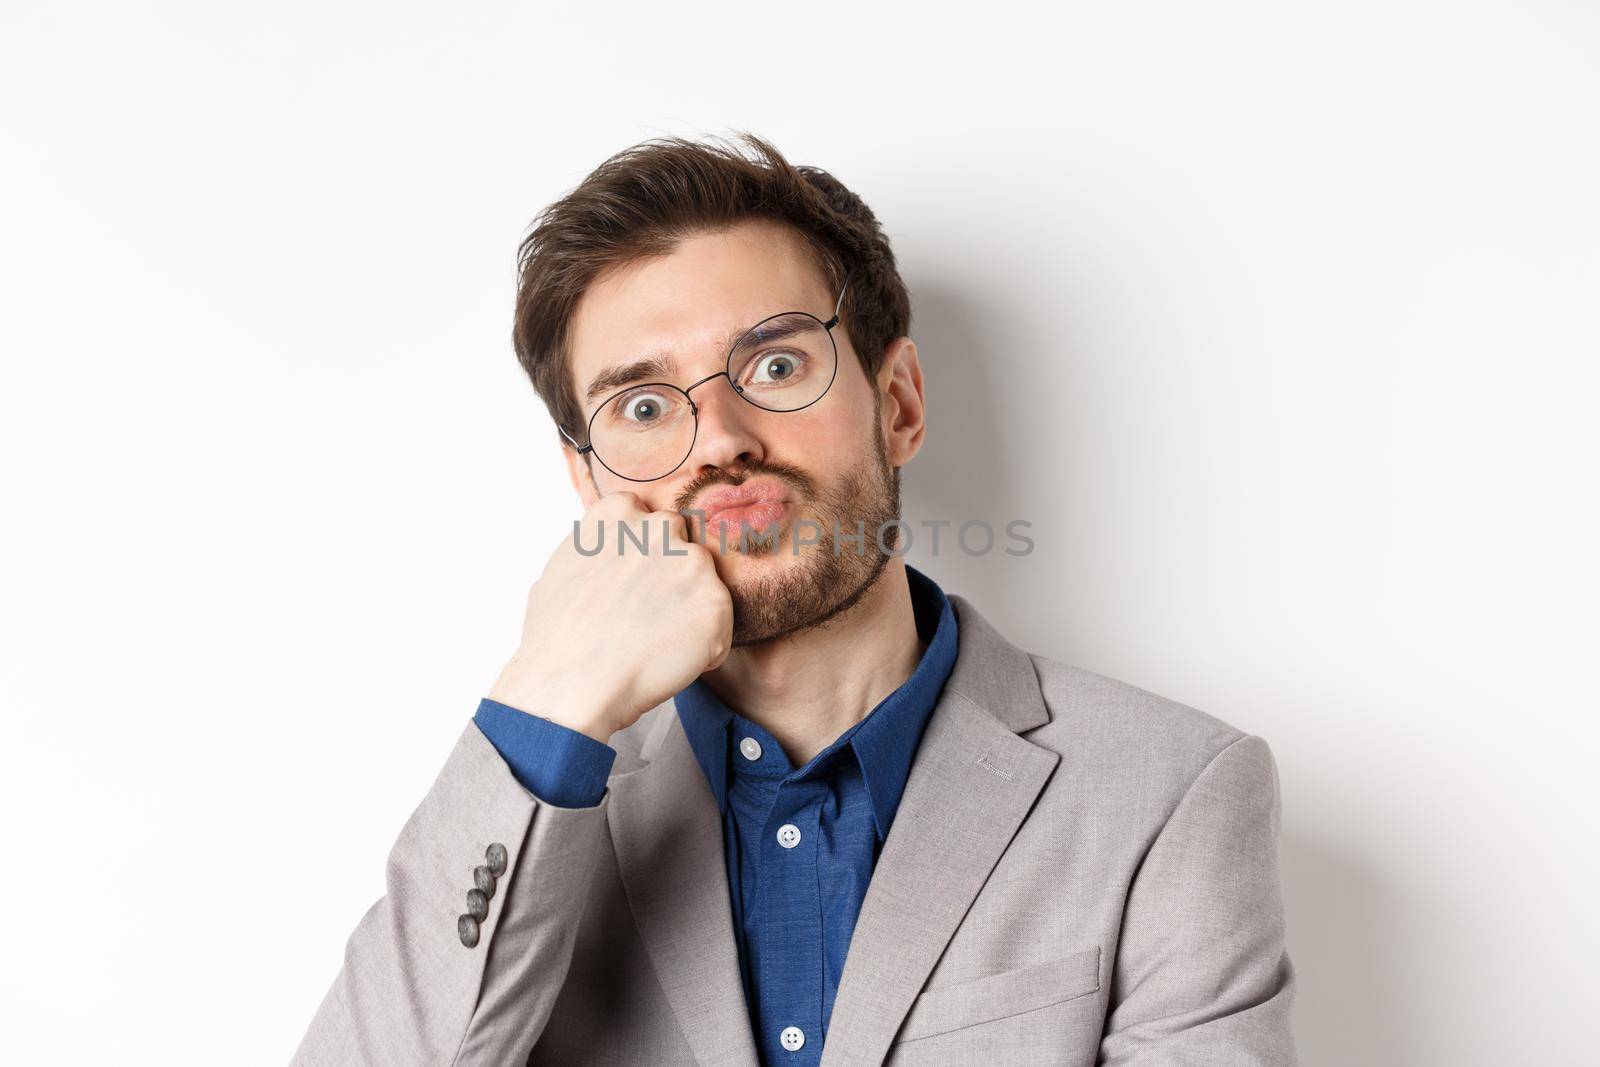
[559,270,854,482]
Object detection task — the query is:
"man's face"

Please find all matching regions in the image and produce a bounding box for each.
[563,219,907,647]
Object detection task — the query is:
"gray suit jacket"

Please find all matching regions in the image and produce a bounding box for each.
[293,593,1297,1065]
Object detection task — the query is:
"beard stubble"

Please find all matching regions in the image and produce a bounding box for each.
[717,420,903,647]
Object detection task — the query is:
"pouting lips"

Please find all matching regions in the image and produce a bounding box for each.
[694,477,790,516]
[703,500,792,541]
[691,479,793,542]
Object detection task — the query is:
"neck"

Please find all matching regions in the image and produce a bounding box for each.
[700,558,925,767]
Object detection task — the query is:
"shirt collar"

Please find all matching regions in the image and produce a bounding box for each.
[675,563,960,841]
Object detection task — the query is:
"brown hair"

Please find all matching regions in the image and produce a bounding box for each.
[511,132,912,448]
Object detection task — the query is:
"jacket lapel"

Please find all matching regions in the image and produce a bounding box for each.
[608,710,761,1066]
[607,592,1057,1067]
[819,593,1061,1065]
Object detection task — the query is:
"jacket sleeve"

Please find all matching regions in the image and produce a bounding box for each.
[291,714,613,1066]
[1097,733,1299,1066]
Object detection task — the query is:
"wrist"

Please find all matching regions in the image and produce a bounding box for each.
[489,664,623,745]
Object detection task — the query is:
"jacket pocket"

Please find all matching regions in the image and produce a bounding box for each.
[894,946,1102,1044]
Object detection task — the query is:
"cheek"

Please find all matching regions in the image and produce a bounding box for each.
[597,478,677,511]
[783,399,870,461]
[585,461,671,506]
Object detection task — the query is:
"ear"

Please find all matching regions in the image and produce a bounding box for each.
[875,336,926,468]
[562,443,602,508]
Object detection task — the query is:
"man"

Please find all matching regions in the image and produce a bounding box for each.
[293,133,1297,1066]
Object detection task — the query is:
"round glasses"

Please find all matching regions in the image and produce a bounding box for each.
[561,273,852,482]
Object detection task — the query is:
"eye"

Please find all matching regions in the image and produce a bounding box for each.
[608,389,679,427]
[746,351,806,386]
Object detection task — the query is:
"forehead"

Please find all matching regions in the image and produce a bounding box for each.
[566,219,834,406]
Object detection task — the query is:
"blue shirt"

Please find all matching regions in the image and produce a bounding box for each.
[474,564,960,1064]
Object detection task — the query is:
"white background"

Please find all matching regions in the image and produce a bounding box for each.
[3,2,1596,1063]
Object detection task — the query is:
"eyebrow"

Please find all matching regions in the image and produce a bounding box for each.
[584,354,682,404]
[582,315,817,405]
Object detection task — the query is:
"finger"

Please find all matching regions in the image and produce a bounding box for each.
[654,509,690,544]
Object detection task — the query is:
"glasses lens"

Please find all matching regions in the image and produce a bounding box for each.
[584,314,838,481]
[728,313,837,413]
[587,383,696,481]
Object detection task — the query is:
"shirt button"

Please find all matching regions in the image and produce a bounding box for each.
[780,1025,805,1051]
[776,823,802,848]
[739,736,762,761]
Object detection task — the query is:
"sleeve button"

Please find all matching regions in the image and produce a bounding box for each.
[485,842,508,877]
[473,865,496,898]
[457,914,480,948]
[465,888,489,922]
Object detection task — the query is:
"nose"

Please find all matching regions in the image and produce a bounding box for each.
[684,371,764,474]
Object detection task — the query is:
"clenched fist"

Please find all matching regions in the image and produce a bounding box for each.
[488,491,734,745]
